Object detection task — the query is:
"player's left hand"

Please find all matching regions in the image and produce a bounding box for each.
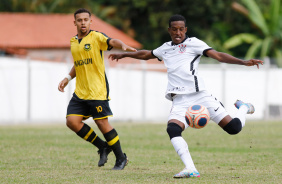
[245,59,264,69]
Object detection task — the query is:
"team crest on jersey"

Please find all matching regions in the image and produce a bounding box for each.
[84,44,91,51]
[179,44,186,53]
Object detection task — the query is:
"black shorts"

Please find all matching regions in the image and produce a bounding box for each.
[67,93,113,120]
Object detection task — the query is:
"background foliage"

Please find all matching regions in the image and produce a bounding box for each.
[1,0,281,65]
[223,0,282,67]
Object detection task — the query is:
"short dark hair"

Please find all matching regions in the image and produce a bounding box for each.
[169,14,186,27]
[74,8,91,19]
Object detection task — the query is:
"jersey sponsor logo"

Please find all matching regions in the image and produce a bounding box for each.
[96,106,103,113]
[168,87,186,92]
[179,44,186,53]
[84,44,92,51]
[214,107,219,112]
[74,58,93,67]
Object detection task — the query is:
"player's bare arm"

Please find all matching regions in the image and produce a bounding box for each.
[206,49,264,69]
[108,50,155,62]
[108,39,137,52]
[58,65,76,92]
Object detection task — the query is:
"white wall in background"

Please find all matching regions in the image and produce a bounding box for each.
[0,57,281,125]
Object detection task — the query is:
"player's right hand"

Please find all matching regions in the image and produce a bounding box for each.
[108,54,124,62]
[58,78,69,92]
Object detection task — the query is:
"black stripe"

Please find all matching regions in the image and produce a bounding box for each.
[190,55,200,92]
[190,55,200,71]
[94,30,110,38]
[105,73,110,100]
[76,124,90,137]
[87,131,96,142]
[104,129,118,142]
[100,50,103,59]
[194,76,199,92]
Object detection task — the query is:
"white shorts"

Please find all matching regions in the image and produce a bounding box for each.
[168,90,228,129]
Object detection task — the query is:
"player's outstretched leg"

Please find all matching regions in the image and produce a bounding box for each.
[167,122,200,178]
[222,100,255,135]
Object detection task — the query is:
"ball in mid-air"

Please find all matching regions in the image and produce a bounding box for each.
[185,104,210,129]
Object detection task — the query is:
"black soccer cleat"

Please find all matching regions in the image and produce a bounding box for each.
[112,153,128,170]
[97,146,112,167]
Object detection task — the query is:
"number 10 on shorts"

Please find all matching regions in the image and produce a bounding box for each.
[96,106,102,113]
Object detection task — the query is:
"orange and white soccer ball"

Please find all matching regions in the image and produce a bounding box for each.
[185,104,210,129]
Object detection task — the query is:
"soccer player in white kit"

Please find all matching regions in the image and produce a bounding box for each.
[109,14,264,178]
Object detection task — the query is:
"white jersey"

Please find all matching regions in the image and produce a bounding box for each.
[152,37,212,101]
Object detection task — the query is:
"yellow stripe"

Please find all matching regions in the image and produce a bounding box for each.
[108,135,119,146]
[83,129,93,140]
[93,115,113,120]
[66,114,91,118]
[91,135,98,143]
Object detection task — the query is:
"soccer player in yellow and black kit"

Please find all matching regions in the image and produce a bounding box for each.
[58,8,136,170]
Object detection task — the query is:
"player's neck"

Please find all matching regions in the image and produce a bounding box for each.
[77,30,90,39]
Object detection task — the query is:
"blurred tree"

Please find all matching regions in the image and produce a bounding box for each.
[1,0,274,60]
[89,0,235,50]
[0,0,94,13]
[90,0,270,54]
[223,0,282,67]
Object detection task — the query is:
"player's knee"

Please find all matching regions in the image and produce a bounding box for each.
[166,123,183,139]
[66,118,73,129]
[66,117,78,130]
[223,118,242,135]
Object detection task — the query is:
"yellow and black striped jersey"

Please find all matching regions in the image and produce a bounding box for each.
[70,30,112,100]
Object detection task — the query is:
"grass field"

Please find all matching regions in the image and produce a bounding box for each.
[0,121,282,184]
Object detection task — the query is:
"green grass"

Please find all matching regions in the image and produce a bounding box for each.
[0,121,282,183]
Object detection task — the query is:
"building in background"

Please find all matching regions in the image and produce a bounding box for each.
[0,13,142,61]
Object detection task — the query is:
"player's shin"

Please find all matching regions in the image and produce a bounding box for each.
[167,123,197,171]
[234,105,249,127]
[76,123,107,149]
[104,129,124,159]
[104,129,128,170]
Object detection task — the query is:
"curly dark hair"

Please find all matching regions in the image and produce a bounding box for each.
[169,14,186,27]
[74,8,91,19]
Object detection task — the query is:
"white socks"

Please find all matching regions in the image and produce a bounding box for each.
[235,105,249,127]
[171,136,197,171]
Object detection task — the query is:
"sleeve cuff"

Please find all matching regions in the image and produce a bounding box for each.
[107,38,113,51]
[151,50,162,61]
[203,48,213,57]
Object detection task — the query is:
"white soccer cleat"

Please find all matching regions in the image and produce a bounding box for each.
[173,168,200,178]
[234,100,255,114]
